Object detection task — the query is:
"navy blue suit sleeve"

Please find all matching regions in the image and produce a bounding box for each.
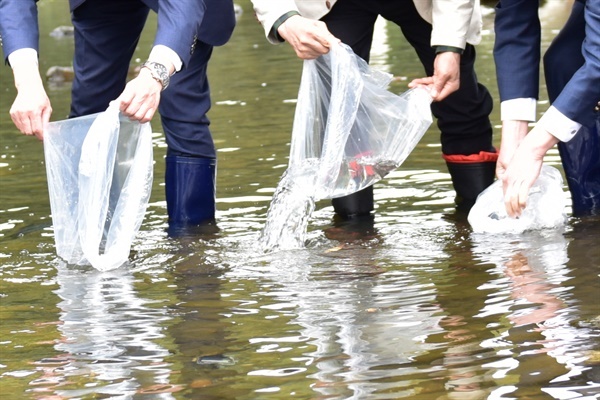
[493,0,541,102]
[153,0,235,68]
[198,0,235,47]
[153,0,204,67]
[0,0,39,63]
[553,0,600,128]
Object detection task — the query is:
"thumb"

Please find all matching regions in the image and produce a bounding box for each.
[430,79,445,100]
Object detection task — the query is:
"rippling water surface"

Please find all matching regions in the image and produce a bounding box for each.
[1,1,598,399]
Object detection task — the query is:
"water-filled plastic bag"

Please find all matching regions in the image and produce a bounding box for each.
[44,105,153,270]
[288,43,433,200]
[468,165,567,234]
[259,43,433,251]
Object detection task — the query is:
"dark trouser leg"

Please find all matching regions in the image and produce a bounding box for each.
[379,2,496,212]
[544,0,600,216]
[160,42,219,233]
[70,0,149,117]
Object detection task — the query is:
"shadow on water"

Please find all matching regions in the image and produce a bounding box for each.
[0,0,599,398]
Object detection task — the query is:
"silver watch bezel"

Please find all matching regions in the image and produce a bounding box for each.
[141,61,170,90]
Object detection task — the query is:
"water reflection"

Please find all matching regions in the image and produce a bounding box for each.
[222,217,449,398]
[165,244,239,396]
[1,0,599,398]
[470,225,600,399]
[32,263,179,398]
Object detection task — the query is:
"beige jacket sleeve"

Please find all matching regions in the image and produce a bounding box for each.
[251,0,335,44]
[250,0,300,44]
[415,0,482,49]
[251,0,482,49]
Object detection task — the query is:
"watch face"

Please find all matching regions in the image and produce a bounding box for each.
[143,61,170,90]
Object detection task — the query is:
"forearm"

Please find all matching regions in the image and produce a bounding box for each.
[251,0,300,44]
[8,48,42,91]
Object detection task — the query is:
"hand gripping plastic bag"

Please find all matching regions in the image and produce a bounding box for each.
[468,165,567,234]
[288,43,433,200]
[44,104,153,271]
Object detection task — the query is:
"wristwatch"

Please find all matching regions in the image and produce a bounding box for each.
[141,61,170,91]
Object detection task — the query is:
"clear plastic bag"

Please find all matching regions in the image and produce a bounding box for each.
[259,43,433,251]
[288,42,433,200]
[468,165,567,234]
[44,105,153,271]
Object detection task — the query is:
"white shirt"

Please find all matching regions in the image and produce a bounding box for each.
[501,98,581,142]
[8,45,182,75]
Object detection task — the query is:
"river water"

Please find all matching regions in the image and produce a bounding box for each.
[0,1,598,399]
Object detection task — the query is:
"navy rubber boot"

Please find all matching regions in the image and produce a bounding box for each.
[165,155,217,236]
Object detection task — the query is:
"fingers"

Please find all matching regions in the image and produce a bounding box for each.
[408,77,434,88]
[36,106,52,140]
[119,96,157,123]
[430,52,460,101]
[9,99,52,140]
[407,76,457,101]
[117,74,161,123]
[495,161,507,181]
[278,16,340,59]
[29,108,46,139]
[503,178,529,218]
[498,126,555,219]
[434,81,459,102]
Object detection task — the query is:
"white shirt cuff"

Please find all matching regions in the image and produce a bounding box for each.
[538,106,581,142]
[148,45,182,73]
[7,48,38,69]
[500,98,537,122]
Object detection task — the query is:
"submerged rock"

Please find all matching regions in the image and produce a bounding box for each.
[234,3,243,21]
[49,25,74,38]
[46,66,74,83]
[46,65,141,84]
[196,354,235,366]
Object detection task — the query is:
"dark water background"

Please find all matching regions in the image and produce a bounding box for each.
[0,1,598,398]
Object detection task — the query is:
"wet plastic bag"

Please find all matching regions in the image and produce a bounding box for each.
[468,165,567,234]
[44,105,153,271]
[259,43,433,252]
[288,42,433,200]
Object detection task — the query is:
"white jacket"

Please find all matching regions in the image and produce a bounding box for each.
[251,0,482,50]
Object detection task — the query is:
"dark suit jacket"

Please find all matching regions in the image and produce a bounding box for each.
[494,0,600,129]
[0,0,235,67]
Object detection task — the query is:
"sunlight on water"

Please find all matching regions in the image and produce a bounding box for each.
[1,1,599,399]
[259,156,402,253]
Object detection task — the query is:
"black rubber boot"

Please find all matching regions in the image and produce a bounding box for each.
[445,161,496,213]
[331,186,374,219]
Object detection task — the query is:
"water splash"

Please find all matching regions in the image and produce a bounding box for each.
[258,167,316,253]
[259,156,400,253]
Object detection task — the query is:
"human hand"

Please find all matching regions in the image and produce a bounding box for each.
[499,126,558,218]
[408,52,460,101]
[10,67,52,140]
[277,15,340,59]
[115,68,162,123]
[496,120,530,179]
